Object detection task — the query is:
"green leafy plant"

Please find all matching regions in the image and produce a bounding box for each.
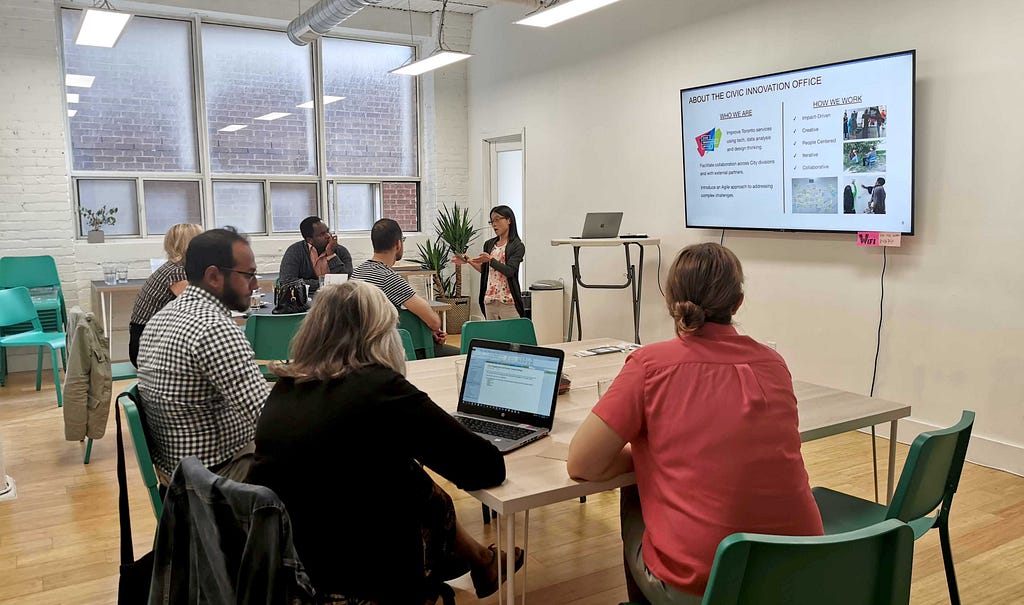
[412,236,454,298]
[79,205,118,231]
[434,204,480,298]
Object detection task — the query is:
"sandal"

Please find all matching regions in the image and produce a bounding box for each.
[470,544,525,598]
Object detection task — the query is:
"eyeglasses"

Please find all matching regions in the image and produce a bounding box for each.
[400,236,407,242]
[487,217,508,225]
[218,266,260,280]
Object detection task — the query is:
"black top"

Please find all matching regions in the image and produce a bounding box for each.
[278,240,352,293]
[246,366,505,603]
[480,236,526,317]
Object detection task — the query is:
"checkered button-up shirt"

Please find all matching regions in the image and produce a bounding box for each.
[137,285,270,476]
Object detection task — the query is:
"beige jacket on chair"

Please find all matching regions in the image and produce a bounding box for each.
[62,311,112,441]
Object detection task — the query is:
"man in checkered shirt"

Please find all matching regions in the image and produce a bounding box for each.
[137,228,270,482]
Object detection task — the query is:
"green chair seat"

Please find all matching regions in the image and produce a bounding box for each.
[0,330,68,348]
[244,312,307,362]
[111,362,138,381]
[813,411,974,605]
[0,287,67,406]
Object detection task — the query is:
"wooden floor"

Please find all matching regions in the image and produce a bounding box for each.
[1,370,1023,604]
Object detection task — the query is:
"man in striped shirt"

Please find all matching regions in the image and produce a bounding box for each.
[351,218,458,358]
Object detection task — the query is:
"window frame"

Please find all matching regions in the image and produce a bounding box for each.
[57,3,423,240]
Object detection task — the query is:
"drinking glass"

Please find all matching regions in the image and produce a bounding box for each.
[597,378,615,399]
[116,264,129,283]
[102,263,117,285]
[454,359,467,390]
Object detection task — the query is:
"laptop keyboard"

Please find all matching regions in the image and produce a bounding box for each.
[458,416,534,441]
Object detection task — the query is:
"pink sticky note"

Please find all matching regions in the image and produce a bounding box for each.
[857,232,879,246]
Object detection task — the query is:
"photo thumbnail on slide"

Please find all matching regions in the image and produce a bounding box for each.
[791,177,838,214]
[843,105,886,140]
[843,141,886,174]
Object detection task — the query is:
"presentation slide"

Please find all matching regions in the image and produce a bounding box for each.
[681,51,914,234]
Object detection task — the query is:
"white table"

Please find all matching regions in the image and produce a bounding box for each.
[405,338,911,604]
[550,238,661,344]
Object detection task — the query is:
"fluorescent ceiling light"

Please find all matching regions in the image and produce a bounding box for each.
[65,74,95,88]
[68,109,78,117]
[218,124,247,132]
[67,93,80,104]
[390,51,472,76]
[296,95,345,109]
[255,112,291,121]
[516,0,623,28]
[75,8,133,48]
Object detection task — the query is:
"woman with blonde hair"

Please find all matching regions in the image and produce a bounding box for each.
[567,243,822,605]
[247,280,523,604]
[128,223,203,366]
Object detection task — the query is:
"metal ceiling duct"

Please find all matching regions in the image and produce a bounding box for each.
[287,0,385,45]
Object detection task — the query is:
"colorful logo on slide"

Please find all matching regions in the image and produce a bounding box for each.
[695,127,722,157]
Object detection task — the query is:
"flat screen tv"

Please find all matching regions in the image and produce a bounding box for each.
[681,50,914,234]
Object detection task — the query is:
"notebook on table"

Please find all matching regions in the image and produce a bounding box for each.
[571,212,623,238]
[454,339,564,453]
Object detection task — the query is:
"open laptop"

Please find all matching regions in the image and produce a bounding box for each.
[455,339,565,453]
[573,212,623,238]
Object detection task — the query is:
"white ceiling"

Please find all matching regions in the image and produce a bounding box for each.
[373,0,496,15]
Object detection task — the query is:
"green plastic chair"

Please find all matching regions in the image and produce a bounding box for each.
[0,287,68,407]
[398,328,416,361]
[398,309,435,359]
[812,411,975,605]
[81,362,141,463]
[0,255,68,333]
[459,318,537,355]
[700,519,914,605]
[117,384,163,519]
[244,312,307,361]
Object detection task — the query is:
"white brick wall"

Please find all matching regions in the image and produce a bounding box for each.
[0,1,472,369]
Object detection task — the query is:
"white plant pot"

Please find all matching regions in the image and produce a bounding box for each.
[86,229,105,243]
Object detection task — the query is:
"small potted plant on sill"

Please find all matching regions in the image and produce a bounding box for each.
[80,205,118,243]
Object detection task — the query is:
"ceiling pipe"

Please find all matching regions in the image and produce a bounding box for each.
[287,0,385,45]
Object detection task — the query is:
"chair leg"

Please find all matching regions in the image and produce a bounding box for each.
[60,347,67,370]
[83,438,93,464]
[939,523,961,605]
[36,346,44,391]
[50,348,63,408]
[482,503,491,525]
[0,346,6,387]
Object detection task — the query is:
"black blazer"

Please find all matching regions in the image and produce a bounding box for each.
[479,236,526,316]
[278,240,352,293]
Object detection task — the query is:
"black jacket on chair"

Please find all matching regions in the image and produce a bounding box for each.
[479,236,525,317]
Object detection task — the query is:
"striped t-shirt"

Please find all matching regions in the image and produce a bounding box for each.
[351,259,416,309]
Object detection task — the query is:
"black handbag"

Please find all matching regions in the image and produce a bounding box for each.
[116,395,155,603]
[274,280,309,314]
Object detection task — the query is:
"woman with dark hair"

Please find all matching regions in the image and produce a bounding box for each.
[454,205,525,320]
[566,243,822,605]
[246,281,523,604]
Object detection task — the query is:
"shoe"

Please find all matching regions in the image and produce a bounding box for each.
[470,544,525,598]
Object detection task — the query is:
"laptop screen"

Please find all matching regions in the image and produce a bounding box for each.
[460,342,562,425]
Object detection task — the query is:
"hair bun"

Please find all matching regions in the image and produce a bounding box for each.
[672,300,706,333]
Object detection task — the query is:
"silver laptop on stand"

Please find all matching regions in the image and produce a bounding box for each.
[454,339,564,453]
[574,212,623,238]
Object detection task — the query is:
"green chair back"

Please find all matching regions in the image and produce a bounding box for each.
[702,519,914,605]
[459,318,537,355]
[244,313,307,361]
[398,309,434,359]
[118,384,163,519]
[398,328,416,361]
[886,410,975,527]
[0,287,43,330]
[0,255,66,331]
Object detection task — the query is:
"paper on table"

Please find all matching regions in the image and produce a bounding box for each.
[150,258,166,273]
[535,440,570,462]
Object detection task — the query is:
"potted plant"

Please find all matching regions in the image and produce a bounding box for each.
[80,205,118,243]
[417,204,480,334]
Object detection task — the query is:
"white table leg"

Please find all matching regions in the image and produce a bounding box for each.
[887,420,899,504]
[99,291,109,338]
[496,511,503,605]
[506,511,516,605]
[106,292,114,353]
[521,511,529,605]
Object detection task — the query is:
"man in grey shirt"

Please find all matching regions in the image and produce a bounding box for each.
[279,216,352,293]
[862,177,886,214]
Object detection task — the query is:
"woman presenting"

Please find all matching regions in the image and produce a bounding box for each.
[454,205,525,320]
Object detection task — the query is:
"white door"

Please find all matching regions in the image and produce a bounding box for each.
[487,136,525,287]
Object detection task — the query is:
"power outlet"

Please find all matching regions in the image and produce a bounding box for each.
[765,341,778,351]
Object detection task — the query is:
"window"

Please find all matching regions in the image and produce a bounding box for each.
[213,181,265,234]
[77,180,139,236]
[59,9,421,239]
[61,9,197,172]
[202,25,316,175]
[144,181,202,235]
[322,38,418,177]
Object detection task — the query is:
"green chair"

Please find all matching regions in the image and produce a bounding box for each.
[0,255,68,333]
[812,411,975,605]
[117,384,163,519]
[244,312,307,368]
[398,309,435,359]
[398,328,416,361]
[459,318,537,355]
[81,362,140,463]
[701,519,914,605]
[0,287,68,407]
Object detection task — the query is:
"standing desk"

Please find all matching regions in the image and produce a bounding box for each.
[550,238,661,344]
[405,338,911,604]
